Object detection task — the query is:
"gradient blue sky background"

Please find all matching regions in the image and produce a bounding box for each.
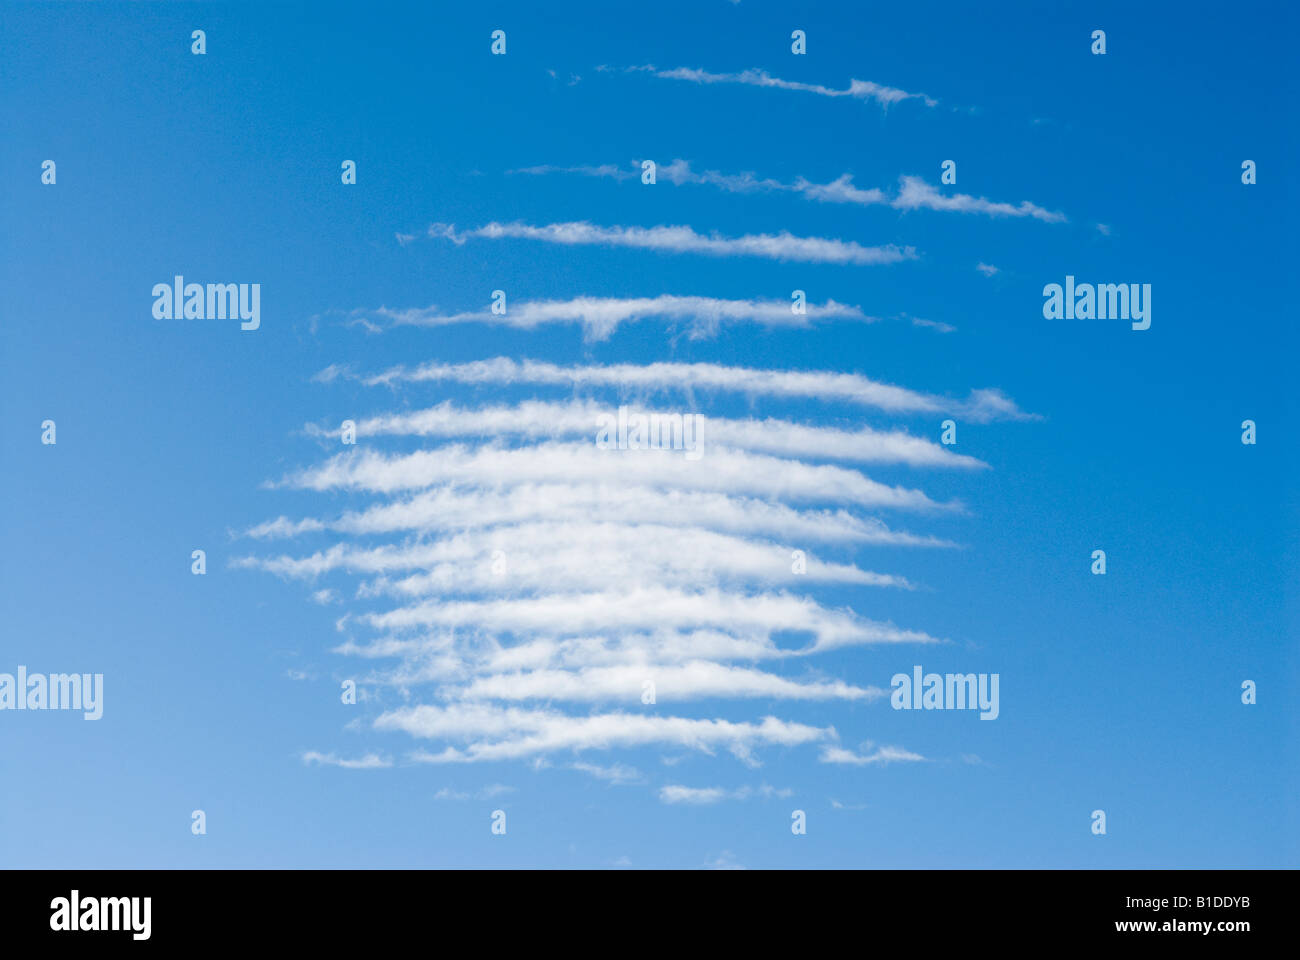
[2,0,1296,868]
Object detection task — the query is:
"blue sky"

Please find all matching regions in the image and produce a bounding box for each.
[1,0,1295,869]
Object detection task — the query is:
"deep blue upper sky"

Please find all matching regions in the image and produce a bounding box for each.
[1,0,1295,868]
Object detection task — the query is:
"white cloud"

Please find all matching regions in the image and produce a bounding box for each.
[703,850,746,870]
[385,704,835,764]
[240,522,916,593]
[278,442,956,511]
[819,744,926,765]
[517,163,1065,223]
[513,162,635,181]
[333,626,918,694]
[358,587,945,654]
[626,65,936,109]
[894,176,1066,223]
[455,662,889,703]
[798,173,890,205]
[657,784,792,804]
[910,316,957,334]
[239,484,955,548]
[360,357,1036,423]
[301,751,392,769]
[572,762,643,784]
[246,348,1008,778]
[313,399,985,469]
[353,294,874,341]
[311,363,348,383]
[659,784,732,804]
[424,220,916,266]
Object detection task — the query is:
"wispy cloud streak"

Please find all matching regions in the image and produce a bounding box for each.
[277,443,955,511]
[240,351,1023,774]
[238,484,955,548]
[353,294,876,341]
[614,64,937,109]
[514,163,1067,223]
[420,220,916,266]
[358,357,1037,423]
[305,400,986,468]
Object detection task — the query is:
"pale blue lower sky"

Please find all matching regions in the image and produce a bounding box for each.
[1,0,1295,868]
